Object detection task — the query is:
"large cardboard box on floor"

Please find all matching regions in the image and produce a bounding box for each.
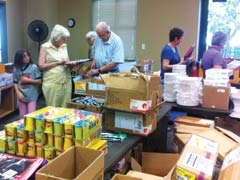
[218,144,240,180]
[102,73,161,111]
[174,134,218,180]
[129,152,180,180]
[104,106,158,136]
[202,85,230,110]
[36,146,104,180]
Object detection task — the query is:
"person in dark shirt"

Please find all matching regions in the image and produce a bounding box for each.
[160,27,185,79]
[202,31,228,76]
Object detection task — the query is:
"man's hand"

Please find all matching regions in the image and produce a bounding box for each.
[84,69,99,78]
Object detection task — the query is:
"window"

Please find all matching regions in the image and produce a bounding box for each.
[92,0,137,60]
[199,0,240,60]
[0,1,7,63]
[207,0,240,59]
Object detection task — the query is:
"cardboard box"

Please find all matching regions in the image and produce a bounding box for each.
[175,134,219,180]
[86,79,106,97]
[66,96,104,113]
[174,133,192,153]
[202,85,230,110]
[130,152,180,179]
[127,171,162,180]
[111,174,142,180]
[218,144,240,180]
[102,73,161,111]
[104,107,158,136]
[36,146,104,180]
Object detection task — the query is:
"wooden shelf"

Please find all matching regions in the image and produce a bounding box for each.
[0,85,16,118]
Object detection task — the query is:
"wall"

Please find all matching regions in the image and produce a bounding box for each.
[58,0,91,60]
[6,0,200,70]
[136,0,199,69]
[6,0,25,61]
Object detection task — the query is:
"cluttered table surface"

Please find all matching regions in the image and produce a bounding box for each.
[104,134,141,173]
[165,102,233,119]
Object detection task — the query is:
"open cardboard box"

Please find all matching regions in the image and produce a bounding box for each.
[111,174,142,180]
[218,144,240,180]
[129,152,180,180]
[101,73,161,112]
[36,146,104,180]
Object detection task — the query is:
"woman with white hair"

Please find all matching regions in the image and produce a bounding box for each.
[85,31,97,59]
[38,24,72,107]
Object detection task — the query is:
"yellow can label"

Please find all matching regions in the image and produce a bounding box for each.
[176,167,196,180]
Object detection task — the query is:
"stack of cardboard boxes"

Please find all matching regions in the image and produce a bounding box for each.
[102,72,162,136]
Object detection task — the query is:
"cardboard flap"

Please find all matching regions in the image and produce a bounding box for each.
[131,157,143,172]
[142,153,179,177]
[198,128,238,160]
[127,170,163,180]
[104,73,148,92]
[215,126,240,143]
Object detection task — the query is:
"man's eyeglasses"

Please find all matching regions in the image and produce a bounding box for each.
[98,31,108,38]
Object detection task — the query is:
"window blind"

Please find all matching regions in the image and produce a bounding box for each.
[92,0,137,59]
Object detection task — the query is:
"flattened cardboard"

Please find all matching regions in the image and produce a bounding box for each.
[174,123,210,134]
[175,116,215,128]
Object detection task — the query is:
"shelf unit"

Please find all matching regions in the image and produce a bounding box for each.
[0,85,16,118]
